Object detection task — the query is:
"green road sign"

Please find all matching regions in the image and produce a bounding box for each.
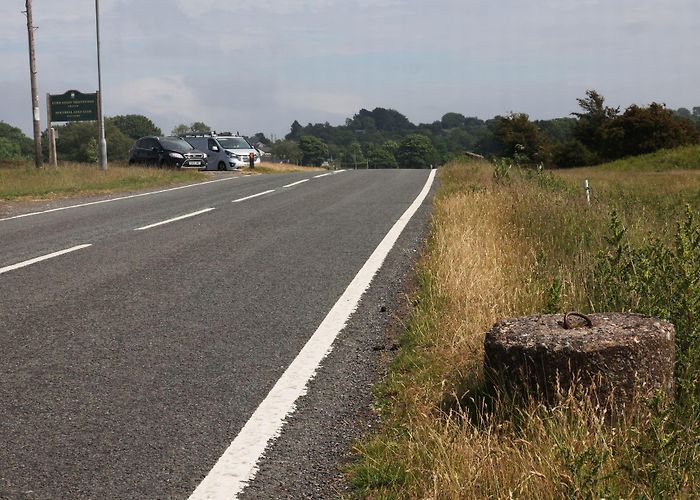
[49,90,98,122]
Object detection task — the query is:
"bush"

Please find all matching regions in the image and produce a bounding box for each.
[0,137,22,160]
[552,139,599,167]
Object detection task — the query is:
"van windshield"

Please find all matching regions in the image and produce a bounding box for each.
[218,137,251,150]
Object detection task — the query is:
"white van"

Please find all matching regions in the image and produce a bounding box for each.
[183,134,261,171]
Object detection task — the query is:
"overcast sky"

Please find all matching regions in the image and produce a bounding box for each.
[1,0,699,138]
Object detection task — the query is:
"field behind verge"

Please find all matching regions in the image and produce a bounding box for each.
[349,156,700,498]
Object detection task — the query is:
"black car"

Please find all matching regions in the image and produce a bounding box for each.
[128,136,208,169]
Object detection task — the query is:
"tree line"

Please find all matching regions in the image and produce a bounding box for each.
[1,90,699,167]
[274,91,700,168]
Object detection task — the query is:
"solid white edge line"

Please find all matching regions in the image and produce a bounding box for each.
[0,244,93,275]
[134,208,215,231]
[0,177,238,223]
[189,169,436,500]
[312,173,332,178]
[282,179,309,188]
[232,190,275,203]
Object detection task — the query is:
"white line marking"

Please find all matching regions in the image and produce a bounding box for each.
[232,190,275,203]
[0,244,92,275]
[0,177,237,223]
[312,173,332,178]
[282,179,309,188]
[334,169,346,173]
[134,208,215,231]
[189,169,436,500]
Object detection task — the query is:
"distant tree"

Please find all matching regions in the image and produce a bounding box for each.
[446,128,476,153]
[493,113,549,163]
[249,132,271,146]
[171,124,190,136]
[572,90,619,154]
[0,137,22,160]
[693,107,700,118]
[109,114,161,140]
[190,122,211,134]
[383,140,399,156]
[53,120,132,162]
[396,134,437,168]
[0,121,33,157]
[171,122,211,136]
[602,103,699,158]
[441,112,466,129]
[347,108,413,134]
[535,117,577,144]
[298,135,328,166]
[271,140,301,163]
[286,120,303,141]
[366,144,398,168]
[552,140,598,168]
[345,141,364,167]
[675,108,692,119]
[464,116,486,133]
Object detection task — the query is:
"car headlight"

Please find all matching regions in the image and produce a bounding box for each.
[169,152,184,159]
[225,150,235,158]
[202,153,207,159]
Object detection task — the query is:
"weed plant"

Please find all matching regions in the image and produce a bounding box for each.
[349,157,700,498]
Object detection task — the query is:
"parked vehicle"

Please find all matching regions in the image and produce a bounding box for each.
[128,136,208,169]
[183,134,261,171]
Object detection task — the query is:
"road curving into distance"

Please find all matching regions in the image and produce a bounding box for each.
[0,168,436,499]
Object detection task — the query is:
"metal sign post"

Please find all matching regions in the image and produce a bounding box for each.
[95,0,107,170]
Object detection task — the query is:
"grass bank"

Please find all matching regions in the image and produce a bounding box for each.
[349,158,700,498]
[595,144,700,172]
[0,161,206,202]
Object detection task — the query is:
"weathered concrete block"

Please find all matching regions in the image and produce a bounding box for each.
[484,313,675,408]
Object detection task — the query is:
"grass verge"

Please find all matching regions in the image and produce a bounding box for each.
[0,160,206,202]
[348,158,700,498]
[253,162,324,174]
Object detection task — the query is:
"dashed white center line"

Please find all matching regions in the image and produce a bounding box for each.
[0,244,92,275]
[134,208,215,231]
[312,173,332,179]
[232,190,275,203]
[282,179,309,188]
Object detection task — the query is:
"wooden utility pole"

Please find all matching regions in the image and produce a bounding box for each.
[24,0,43,168]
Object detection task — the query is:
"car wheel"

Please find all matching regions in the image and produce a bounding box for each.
[218,161,226,171]
[128,159,135,165]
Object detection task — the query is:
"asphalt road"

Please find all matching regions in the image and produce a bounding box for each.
[0,169,435,499]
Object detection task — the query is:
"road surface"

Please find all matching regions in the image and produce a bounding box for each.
[0,169,435,499]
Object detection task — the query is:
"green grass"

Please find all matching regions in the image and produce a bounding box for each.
[0,160,206,201]
[596,144,700,171]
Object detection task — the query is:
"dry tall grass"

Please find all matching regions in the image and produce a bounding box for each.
[0,161,205,201]
[350,160,700,498]
[254,161,324,173]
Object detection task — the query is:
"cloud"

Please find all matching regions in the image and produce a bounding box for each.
[111,77,200,119]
